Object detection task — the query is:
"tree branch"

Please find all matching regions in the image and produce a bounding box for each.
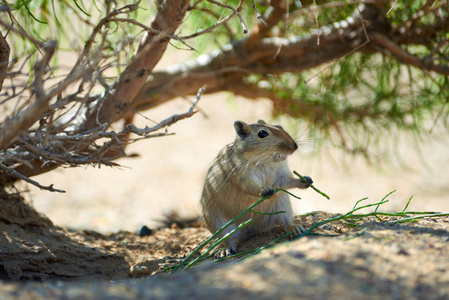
[0,87,205,184]
[82,0,190,130]
[369,32,449,76]
[2,1,447,187]
[124,87,203,135]
[0,162,65,193]
[0,30,9,92]
[131,15,366,111]
[0,42,89,151]
[130,3,449,114]
[246,0,287,46]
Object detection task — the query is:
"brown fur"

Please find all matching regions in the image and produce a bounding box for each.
[200,120,312,257]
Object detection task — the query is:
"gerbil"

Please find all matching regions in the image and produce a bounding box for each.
[200,119,312,257]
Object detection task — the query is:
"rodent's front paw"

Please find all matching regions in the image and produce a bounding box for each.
[259,186,274,197]
[303,176,313,185]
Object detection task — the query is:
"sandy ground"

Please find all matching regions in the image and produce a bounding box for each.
[26,93,448,233]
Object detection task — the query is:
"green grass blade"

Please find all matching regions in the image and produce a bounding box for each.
[294,171,330,200]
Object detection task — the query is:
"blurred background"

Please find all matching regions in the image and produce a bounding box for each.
[28,92,449,233]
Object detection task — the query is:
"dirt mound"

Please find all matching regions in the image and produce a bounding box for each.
[0,192,128,280]
[0,191,214,281]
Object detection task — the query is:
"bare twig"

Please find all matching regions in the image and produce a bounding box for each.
[0,29,9,91]
[251,0,267,26]
[5,86,205,176]
[83,0,190,129]
[0,57,90,151]
[69,1,142,73]
[353,0,370,44]
[194,7,235,40]
[124,86,204,136]
[0,11,45,49]
[32,41,57,98]
[207,0,247,34]
[189,86,205,113]
[179,0,246,40]
[386,0,399,14]
[0,162,65,193]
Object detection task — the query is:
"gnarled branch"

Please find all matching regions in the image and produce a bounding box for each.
[82,0,190,129]
[0,30,9,92]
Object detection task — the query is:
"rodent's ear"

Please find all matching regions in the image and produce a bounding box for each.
[257,119,267,125]
[274,124,284,130]
[234,121,251,139]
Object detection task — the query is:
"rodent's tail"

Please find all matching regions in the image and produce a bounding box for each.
[157,211,203,229]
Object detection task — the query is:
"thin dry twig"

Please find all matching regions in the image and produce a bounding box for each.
[0,1,197,184]
[6,86,204,176]
[179,0,246,39]
[124,86,204,136]
[207,0,248,34]
[0,162,65,193]
[251,0,267,26]
[0,63,91,150]
[387,0,399,14]
[69,2,142,74]
[0,7,45,49]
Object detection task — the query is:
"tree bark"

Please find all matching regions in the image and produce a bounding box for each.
[0,43,57,151]
[0,31,9,92]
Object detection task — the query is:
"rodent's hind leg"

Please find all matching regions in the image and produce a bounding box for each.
[288,224,307,239]
[215,244,237,259]
[214,224,243,259]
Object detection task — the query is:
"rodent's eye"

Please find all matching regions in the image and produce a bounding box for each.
[258,130,269,138]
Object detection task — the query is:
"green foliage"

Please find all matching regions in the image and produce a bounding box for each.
[8,1,85,49]
[247,51,448,158]
[388,0,428,25]
[245,1,448,160]
[3,0,153,74]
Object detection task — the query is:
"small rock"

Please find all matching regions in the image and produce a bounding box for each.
[391,243,409,255]
[318,224,331,230]
[129,265,150,277]
[135,225,153,237]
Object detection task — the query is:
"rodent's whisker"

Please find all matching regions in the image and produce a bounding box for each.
[295,135,330,152]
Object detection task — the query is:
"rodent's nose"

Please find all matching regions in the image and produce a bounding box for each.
[292,142,298,151]
[280,141,298,152]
